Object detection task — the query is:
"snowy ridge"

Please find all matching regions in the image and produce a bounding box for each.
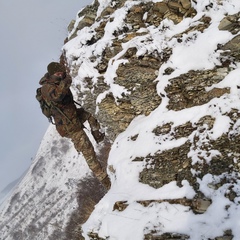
[0,126,93,239]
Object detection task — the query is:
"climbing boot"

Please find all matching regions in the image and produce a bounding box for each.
[91,130,105,143]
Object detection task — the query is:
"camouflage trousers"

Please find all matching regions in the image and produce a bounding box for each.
[71,130,109,185]
[77,108,100,131]
[70,109,110,188]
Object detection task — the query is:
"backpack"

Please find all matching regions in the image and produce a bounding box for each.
[36,87,54,124]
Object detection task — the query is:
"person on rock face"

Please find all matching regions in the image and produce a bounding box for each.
[39,62,110,189]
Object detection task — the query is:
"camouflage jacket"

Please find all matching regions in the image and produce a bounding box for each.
[39,73,82,137]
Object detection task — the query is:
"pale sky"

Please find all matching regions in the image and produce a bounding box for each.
[0,0,92,195]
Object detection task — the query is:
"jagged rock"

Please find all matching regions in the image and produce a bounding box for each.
[81,47,164,139]
[145,0,196,25]
[192,198,212,214]
[115,53,162,115]
[98,94,136,140]
[218,13,240,34]
[215,230,233,240]
[125,0,196,29]
[68,0,198,141]
[113,197,212,214]
[126,2,152,27]
[68,20,75,33]
[179,0,191,10]
[139,142,193,189]
[139,109,240,192]
[154,2,168,15]
[165,68,230,111]
[68,0,99,40]
[88,232,105,240]
[152,122,173,136]
[144,232,190,239]
[215,236,233,240]
[220,35,240,61]
[99,0,127,19]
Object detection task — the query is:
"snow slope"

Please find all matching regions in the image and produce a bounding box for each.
[0,126,94,239]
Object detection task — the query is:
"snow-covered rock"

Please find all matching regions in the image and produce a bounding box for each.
[1,0,240,239]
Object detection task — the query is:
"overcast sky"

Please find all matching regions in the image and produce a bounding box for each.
[0,0,92,196]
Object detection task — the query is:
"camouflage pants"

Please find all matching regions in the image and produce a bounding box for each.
[71,129,102,172]
[77,108,100,131]
[70,109,107,182]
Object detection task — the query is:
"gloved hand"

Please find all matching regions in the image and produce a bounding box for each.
[91,130,105,143]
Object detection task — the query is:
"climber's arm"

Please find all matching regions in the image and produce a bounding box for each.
[42,74,72,102]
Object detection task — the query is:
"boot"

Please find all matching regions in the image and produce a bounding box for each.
[91,130,105,143]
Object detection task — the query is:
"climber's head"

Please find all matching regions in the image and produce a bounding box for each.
[47,62,66,76]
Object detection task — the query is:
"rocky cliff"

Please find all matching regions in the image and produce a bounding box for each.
[1,0,240,239]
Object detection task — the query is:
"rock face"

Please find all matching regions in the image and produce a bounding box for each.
[1,0,240,239]
[67,0,197,141]
[63,0,240,239]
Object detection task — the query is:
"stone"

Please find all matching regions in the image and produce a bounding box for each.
[154,2,169,14]
[145,233,190,240]
[98,94,136,140]
[152,123,173,136]
[220,35,240,61]
[192,198,212,214]
[215,230,233,240]
[165,69,230,111]
[100,7,115,18]
[167,1,182,11]
[114,197,211,214]
[218,13,240,34]
[67,20,75,33]
[139,142,193,189]
[219,18,234,31]
[68,1,98,40]
[179,0,191,9]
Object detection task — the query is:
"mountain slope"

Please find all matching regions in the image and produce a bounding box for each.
[0,125,108,239]
[1,0,240,239]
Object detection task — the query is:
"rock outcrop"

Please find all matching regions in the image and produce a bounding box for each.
[63,0,240,239]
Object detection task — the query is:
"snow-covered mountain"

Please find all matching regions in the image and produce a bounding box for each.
[1,0,240,239]
[0,177,21,205]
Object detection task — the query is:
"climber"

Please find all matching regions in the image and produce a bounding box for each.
[38,62,110,189]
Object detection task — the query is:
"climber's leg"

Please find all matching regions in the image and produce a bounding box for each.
[77,108,104,143]
[71,129,110,189]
